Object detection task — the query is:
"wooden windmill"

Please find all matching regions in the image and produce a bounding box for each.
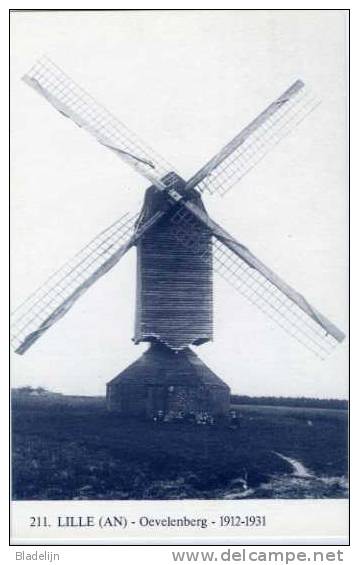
[11,57,345,419]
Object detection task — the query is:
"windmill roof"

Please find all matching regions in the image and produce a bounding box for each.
[108,344,229,388]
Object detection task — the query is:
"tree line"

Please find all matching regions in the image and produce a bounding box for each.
[230,395,348,410]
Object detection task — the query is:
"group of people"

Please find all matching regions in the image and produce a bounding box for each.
[152,410,214,425]
[152,409,240,427]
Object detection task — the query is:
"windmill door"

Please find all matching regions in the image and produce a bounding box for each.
[147,386,167,417]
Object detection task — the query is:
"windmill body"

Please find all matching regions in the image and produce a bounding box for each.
[107,172,226,419]
[134,174,213,351]
[11,58,345,421]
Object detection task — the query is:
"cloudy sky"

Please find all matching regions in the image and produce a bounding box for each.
[10,10,348,398]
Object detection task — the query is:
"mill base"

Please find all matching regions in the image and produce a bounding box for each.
[106,343,230,420]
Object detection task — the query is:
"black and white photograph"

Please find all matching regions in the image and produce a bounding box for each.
[10,9,349,545]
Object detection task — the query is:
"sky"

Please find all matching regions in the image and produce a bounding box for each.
[10,10,348,398]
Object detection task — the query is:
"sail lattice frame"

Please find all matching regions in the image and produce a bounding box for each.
[23,56,175,188]
[189,82,320,196]
[11,211,140,354]
[169,204,343,359]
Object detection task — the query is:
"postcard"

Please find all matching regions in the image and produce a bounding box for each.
[10,9,349,546]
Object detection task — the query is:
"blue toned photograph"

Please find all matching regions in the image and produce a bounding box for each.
[11,10,348,503]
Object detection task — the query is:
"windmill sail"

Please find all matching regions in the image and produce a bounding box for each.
[22,56,175,190]
[11,210,156,354]
[186,80,320,196]
[170,202,345,359]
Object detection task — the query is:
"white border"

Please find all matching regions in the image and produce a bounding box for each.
[4,3,354,564]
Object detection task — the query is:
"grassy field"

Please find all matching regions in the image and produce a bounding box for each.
[11,394,348,500]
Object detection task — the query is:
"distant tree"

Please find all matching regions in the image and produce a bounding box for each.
[35,387,48,395]
[13,386,50,396]
[230,395,348,410]
[16,386,35,394]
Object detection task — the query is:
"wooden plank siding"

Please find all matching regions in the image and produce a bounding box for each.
[134,183,213,350]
